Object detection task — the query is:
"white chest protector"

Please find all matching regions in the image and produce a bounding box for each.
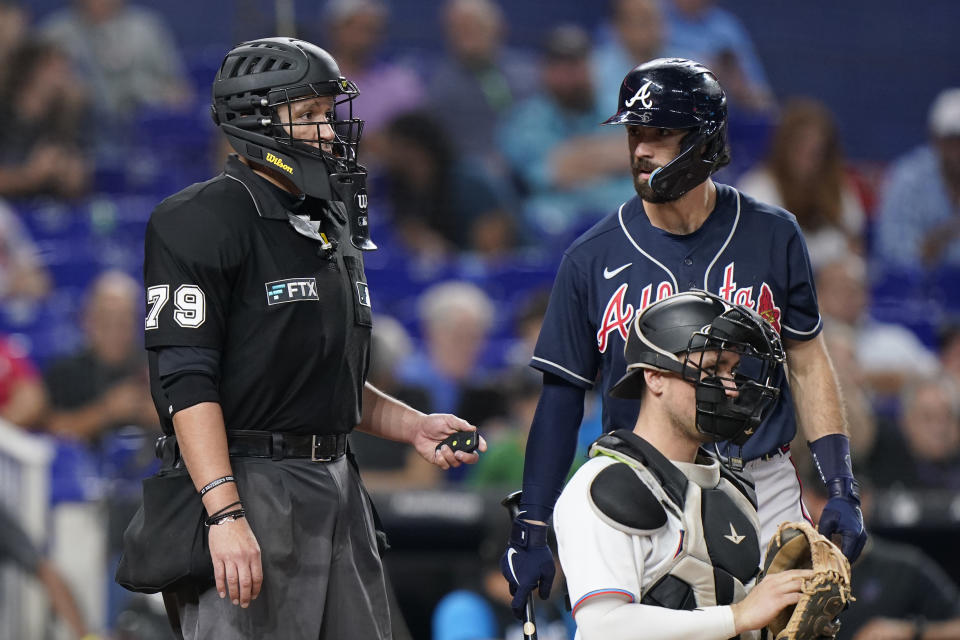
[588,430,761,611]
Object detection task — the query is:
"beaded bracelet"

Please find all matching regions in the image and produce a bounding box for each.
[199,475,236,496]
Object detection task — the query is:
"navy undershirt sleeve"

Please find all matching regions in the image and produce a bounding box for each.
[519,373,585,522]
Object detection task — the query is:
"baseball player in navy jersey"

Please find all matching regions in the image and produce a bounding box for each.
[555,291,812,640]
[500,58,867,620]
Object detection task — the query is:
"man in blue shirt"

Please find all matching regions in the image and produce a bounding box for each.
[874,88,960,269]
[499,25,636,238]
[663,0,773,113]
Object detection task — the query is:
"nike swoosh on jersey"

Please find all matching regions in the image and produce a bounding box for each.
[507,548,520,583]
[603,263,633,279]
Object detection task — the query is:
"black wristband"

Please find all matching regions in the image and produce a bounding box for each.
[207,500,242,520]
[205,508,246,526]
[199,476,236,496]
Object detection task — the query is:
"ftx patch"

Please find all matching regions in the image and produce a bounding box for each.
[265,277,319,305]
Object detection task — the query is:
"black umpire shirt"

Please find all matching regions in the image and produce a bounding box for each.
[144,154,372,436]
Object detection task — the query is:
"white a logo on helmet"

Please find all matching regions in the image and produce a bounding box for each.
[625,80,654,109]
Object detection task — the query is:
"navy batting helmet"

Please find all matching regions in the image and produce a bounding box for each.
[610,290,784,445]
[603,58,729,201]
[211,37,363,201]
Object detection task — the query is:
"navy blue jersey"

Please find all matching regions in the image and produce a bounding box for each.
[531,184,821,460]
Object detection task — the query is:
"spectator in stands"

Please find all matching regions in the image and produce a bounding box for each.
[819,325,877,468]
[874,88,960,269]
[0,333,47,429]
[0,504,95,640]
[737,98,866,267]
[499,24,635,237]
[465,367,541,490]
[0,41,90,199]
[351,314,440,491]
[816,254,939,396]
[426,0,538,175]
[39,0,191,119]
[432,517,573,640]
[0,200,51,306]
[319,0,424,158]
[940,322,960,384]
[0,1,29,87]
[398,281,500,423]
[380,111,517,257]
[592,0,666,105]
[662,0,773,113]
[867,374,960,491]
[43,270,158,443]
[503,288,551,369]
[801,477,960,640]
[788,325,879,511]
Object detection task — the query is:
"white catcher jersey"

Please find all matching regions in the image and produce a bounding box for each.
[554,431,763,639]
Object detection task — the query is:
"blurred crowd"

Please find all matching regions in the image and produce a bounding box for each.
[0,0,959,638]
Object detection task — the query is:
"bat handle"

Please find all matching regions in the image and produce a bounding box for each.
[523,597,538,640]
[501,491,538,640]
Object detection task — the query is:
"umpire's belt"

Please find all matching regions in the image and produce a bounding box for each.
[228,430,348,461]
[156,431,348,464]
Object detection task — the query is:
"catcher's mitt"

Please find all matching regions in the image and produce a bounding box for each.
[762,521,854,640]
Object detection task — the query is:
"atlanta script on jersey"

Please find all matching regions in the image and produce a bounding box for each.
[531,185,821,460]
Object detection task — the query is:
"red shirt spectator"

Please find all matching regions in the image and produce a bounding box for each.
[0,335,47,428]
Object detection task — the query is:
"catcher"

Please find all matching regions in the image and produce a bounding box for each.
[552,292,852,639]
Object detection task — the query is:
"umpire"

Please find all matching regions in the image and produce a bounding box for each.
[141,37,485,639]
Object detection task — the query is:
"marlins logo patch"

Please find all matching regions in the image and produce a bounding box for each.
[265,277,319,305]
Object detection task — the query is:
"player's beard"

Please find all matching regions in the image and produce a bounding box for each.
[632,161,679,204]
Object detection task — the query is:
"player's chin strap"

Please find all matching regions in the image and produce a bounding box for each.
[648,125,725,201]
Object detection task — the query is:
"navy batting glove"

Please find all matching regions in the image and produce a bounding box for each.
[818,477,867,561]
[500,518,556,620]
[810,433,867,562]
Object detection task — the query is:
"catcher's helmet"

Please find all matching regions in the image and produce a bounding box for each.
[610,290,784,445]
[603,58,729,201]
[211,37,363,201]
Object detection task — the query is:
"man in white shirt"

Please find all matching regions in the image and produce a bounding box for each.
[554,291,812,639]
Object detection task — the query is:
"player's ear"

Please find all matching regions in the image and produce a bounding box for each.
[644,369,665,397]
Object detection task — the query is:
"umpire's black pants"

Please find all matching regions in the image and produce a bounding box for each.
[166,455,392,639]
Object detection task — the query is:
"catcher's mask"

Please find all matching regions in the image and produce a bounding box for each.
[610,290,785,445]
[211,38,375,250]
